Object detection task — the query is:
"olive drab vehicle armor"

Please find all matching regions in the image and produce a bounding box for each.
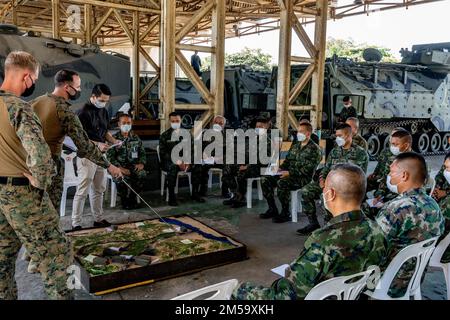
[0,24,131,116]
[275,42,450,158]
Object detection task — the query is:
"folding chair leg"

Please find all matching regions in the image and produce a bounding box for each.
[444,264,450,300]
[188,174,192,195]
[60,187,67,217]
[208,171,213,190]
[175,176,179,194]
[111,181,117,207]
[291,191,298,223]
[160,173,165,196]
[247,180,252,209]
[219,173,223,188]
[257,180,263,200]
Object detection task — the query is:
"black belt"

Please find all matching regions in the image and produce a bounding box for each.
[0,176,30,186]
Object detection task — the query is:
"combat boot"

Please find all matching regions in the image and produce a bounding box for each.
[272,209,291,223]
[296,215,320,236]
[223,193,236,205]
[259,197,278,219]
[191,184,205,203]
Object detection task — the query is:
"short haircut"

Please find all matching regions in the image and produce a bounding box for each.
[335,123,352,135]
[391,130,412,145]
[445,151,450,162]
[392,127,408,133]
[54,69,79,87]
[256,116,270,124]
[346,117,359,126]
[343,96,351,103]
[327,163,366,204]
[169,111,181,118]
[213,115,226,123]
[92,83,111,97]
[394,152,428,184]
[298,122,313,133]
[116,112,131,121]
[4,51,40,73]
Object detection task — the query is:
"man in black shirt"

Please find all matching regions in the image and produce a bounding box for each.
[71,84,121,230]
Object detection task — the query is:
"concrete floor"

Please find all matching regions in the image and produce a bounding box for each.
[15,155,448,300]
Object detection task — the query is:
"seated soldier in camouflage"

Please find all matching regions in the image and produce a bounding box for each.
[431,152,450,263]
[233,164,387,300]
[346,117,368,151]
[260,122,321,223]
[366,130,412,215]
[107,113,147,210]
[225,117,272,208]
[296,123,369,236]
[375,152,444,298]
[159,112,205,206]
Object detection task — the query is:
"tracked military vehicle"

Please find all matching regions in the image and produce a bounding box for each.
[270,42,450,157]
[0,24,131,116]
[141,65,273,129]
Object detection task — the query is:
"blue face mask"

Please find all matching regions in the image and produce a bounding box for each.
[120,124,132,133]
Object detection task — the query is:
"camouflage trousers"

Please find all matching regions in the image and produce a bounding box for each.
[438,195,450,263]
[114,169,147,204]
[261,176,307,211]
[48,155,64,210]
[300,180,333,224]
[222,164,239,192]
[163,163,208,190]
[0,183,74,300]
[232,278,297,300]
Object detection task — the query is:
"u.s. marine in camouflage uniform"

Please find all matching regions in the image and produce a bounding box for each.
[376,152,444,298]
[431,154,450,263]
[297,123,368,236]
[107,113,147,209]
[234,164,387,300]
[31,70,121,210]
[0,51,74,300]
[260,122,321,223]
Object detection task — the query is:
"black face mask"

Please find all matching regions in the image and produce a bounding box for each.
[67,85,81,101]
[21,76,36,98]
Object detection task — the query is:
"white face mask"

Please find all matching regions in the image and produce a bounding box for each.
[212,124,223,132]
[255,128,266,136]
[336,136,346,147]
[444,170,450,184]
[94,100,107,109]
[171,122,181,130]
[120,124,132,133]
[386,173,402,194]
[390,145,400,156]
[297,133,307,142]
[322,190,332,212]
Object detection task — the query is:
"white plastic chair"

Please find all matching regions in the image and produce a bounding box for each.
[208,168,223,190]
[246,177,263,209]
[364,237,439,300]
[290,189,303,223]
[171,279,239,300]
[106,174,117,207]
[60,152,81,217]
[305,266,378,300]
[156,145,192,201]
[426,176,436,196]
[429,232,450,300]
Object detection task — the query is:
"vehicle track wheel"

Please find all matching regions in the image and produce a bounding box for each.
[430,133,441,153]
[367,134,381,158]
[414,133,430,154]
[442,133,450,152]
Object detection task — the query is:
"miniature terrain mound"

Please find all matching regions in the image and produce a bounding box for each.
[69,216,242,277]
